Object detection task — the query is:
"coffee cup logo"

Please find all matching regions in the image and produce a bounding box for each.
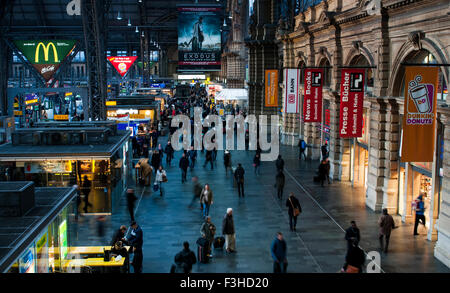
[409,75,431,113]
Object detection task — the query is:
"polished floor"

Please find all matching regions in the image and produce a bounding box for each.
[70,135,450,273]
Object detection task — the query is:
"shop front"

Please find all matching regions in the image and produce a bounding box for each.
[350,108,369,193]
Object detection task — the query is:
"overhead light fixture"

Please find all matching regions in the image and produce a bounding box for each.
[128,19,131,26]
[117,11,122,20]
[135,26,139,33]
[138,0,142,2]
[223,19,227,27]
[141,31,144,37]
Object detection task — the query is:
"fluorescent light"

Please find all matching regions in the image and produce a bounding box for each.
[117,11,122,20]
[128,19,131,26]
[135,26,139,33]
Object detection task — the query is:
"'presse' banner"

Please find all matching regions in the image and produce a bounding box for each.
[339,69,365,138]
[303,68,323,122]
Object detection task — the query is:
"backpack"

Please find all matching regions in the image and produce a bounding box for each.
[301,140,306,149]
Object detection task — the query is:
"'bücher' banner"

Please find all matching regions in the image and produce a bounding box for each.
[303,68,323,122]
[401,66,438,162]
[265,70,279,107]
[339,68,365,137]
[284,69,300,113]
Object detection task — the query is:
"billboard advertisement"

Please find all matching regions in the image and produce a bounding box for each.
[284,69,300,113]
[19,245,36,273]
[59,220,68,261]
[303,68,323,122]
[339,69,365,138]
[178,5,222,72]
[107,56,138,77]
[14,40,77,82]
[265,70,279,107]
[36,232,49,273]
[401,66,438,162]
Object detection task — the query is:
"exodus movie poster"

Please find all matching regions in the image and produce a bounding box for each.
[178,5,222,72]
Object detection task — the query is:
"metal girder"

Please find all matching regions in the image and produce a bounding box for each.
[0,0,14,115]
[139,0,150,86]
[81,0,111,121]
[48,40,83,88]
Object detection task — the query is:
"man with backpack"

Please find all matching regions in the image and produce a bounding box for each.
[172,242,197,273]
[200,216,216,258]
[298,139,307,160]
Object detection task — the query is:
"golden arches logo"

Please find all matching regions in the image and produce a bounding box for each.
[35,42,58,63]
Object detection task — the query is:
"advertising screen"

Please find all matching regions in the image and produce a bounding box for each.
[178,5,222,72]
[19,245,36,273]
[59,220,68,261]
[107,56,138,77]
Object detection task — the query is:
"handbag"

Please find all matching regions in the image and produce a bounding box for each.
[289,198,301,217]
[153,183,159,192]
[162,174,168,183]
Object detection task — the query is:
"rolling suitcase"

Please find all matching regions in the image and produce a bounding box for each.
[213,236,225,249]
[196,237,209,264]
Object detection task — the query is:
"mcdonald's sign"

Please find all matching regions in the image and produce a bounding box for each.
[14,40,77,82]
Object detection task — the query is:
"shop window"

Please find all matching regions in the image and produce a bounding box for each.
[318,58,331,88]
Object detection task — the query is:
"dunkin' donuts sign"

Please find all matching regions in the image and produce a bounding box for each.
[401,66,438,162]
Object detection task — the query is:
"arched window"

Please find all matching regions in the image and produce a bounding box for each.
[349,54,373,95]
[298,60,306,84]
[318,58,331,88]
[395,49,447,100]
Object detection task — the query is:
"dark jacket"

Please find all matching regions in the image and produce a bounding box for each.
[179,157,189,171]
[271,238,287,262]
[128,225,143,250]
[151,152,161,169]
[276,158,284,170]
[222,214,235,235]
[318,163,327,179]
[165,144,174,156]
[345,226,360,246]
[200,188,213,205]
[200,221,216,241]
[110,228,126,246]
[321,145,329,158]
[346,245,365,272]
[253,155,261,166]
[82,179,91,195]
[127,191,137,206]
[193,182,203,198]
[188,150,197,160]
[276,172,285,188]
[234,166,245,181]
[174,248,197,272]
[205,150,212,160]
[224,153,231,167]
[285,196,302,216]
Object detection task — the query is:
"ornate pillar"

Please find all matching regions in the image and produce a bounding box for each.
[435,112,450,268]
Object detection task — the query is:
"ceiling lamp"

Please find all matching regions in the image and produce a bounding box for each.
[223,19,227,27]
[116,11,122,20]
[135,26,139,33]
[128,18,131,26]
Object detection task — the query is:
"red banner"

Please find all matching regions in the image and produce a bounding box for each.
[107,56,138,77]
[339,69,365,138]
[303,69,323,122]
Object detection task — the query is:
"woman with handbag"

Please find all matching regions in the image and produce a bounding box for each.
[285,192,302,232]
[155,166,167,197]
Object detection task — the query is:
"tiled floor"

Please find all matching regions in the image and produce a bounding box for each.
[69,136,450,273]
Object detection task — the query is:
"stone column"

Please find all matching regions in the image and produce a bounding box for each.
[435,113,450,268]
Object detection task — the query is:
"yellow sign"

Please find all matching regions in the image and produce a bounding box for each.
[14,110,23,116]
[14,103,19,108]
[130,114,146,119]
[265,69,279,107]
[65,92,73,96]
[219,109,224,116]
[54,115,69,121]
[25,99,39,105]
[106,101,117,106]
[35,42,58,62]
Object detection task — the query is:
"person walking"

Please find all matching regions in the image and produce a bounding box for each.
[325,158,331,184]
[414,194,426,235]
[286,193,302,231]
[204,150,214,170]
[188,146,197,170]
[200,216,216,257]
[81,175,92,213]
[271,232,288,273]
[234,163,245,197]
[253,153,261,176]
[318,159,328,187]
[222,208,236,253]
[74,184,81,221]
[224,150,231,175]
[342,239,365,273]
[138,159,153,186]
[151,150,161,174]
[126,221,143,273]
[173,242,197,273]
[275,170,285,200]
[179,153,189,183]
[164,141,174,166]
[378,208,397,253]
[298,139,307,160]
[190,176,203,209]
[321,141,329,160]
[275,155,285,173]
[345,221,361,254]
[155,166,167,197]
[127,188,138,222]
[200,184,213,218]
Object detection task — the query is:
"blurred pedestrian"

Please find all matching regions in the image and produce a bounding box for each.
[155,166,167,197]
[253,153,261,175]
[200,184,213,218]
[222,208,236,253]
[271,232,287,273]
[127,221,143,273]
[275,155,284,173]
[224,150,231,175]
[378,208,396,253]
[200,216,216,257]
[234,163,245,197]
[82,175,92,213]
[286,193,301,232]
[179,153,189,183]
[127,188,137,222]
